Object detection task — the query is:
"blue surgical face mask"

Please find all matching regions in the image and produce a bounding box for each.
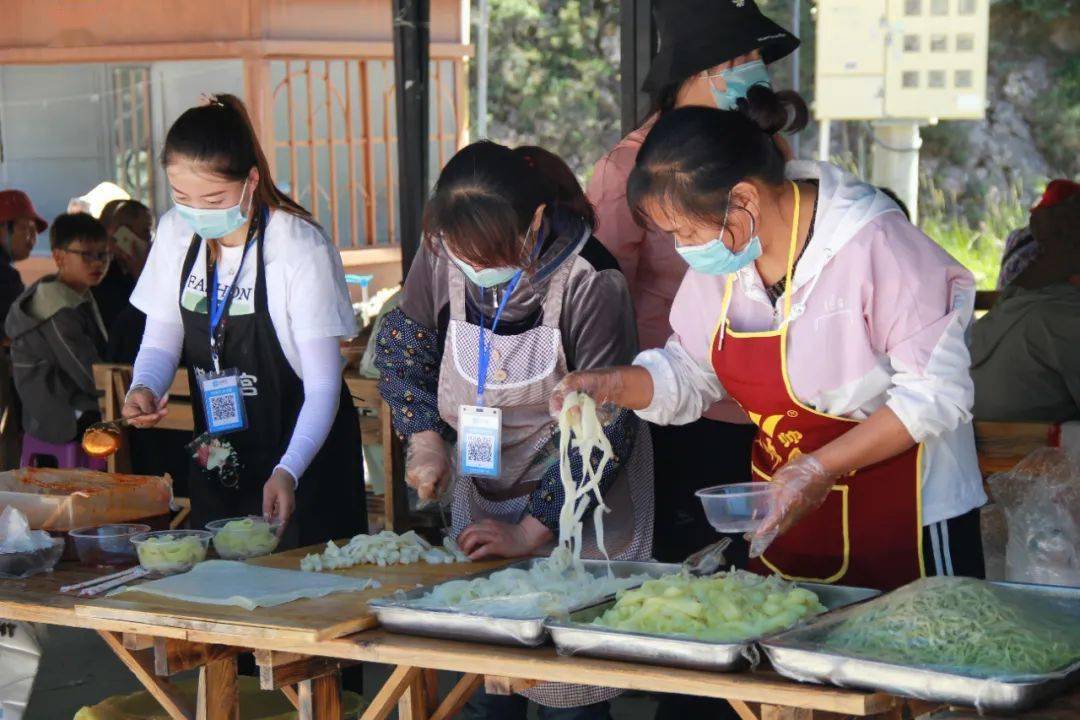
[708,60,772,111]
[175,179,251,239]
[445,248,519,289]
[675,198,762,276]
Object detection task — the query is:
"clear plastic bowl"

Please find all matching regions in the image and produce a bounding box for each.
[206,516,281,560]
[0,537,64,578]
[130,530,211,574]
[696,482,778,533]
[69,523,150,567]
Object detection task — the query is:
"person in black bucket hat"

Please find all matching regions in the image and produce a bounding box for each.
[584,5,806,718]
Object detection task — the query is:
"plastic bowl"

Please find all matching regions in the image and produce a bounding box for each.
[0,537,64,578]
[130,530,212,574]
[69,524,150,567]
[696,482,778,533]
[206,516,281,560]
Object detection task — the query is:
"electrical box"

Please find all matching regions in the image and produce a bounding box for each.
[815,0,989,120]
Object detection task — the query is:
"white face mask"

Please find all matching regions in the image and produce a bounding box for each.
[446,248,520,288]
[174,179,251,239]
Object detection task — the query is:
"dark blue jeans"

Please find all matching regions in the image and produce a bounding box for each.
[462,687,612,720]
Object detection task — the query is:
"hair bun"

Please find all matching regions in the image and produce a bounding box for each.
[739,85,809,137]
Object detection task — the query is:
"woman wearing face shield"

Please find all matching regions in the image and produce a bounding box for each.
[588,0,807,567]
[556,100,988,594]
[121,94,366,548]
[376,140,653,716]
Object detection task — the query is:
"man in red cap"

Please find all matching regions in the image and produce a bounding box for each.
[0,190,47,336]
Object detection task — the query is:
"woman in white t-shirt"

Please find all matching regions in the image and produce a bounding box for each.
[123,94,366,547]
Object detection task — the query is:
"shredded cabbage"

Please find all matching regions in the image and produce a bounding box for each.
[212,518,279,559]
[594,569,826,642]
[136,534,207,573]
[822,577,1080,677]
[300,531,468,572]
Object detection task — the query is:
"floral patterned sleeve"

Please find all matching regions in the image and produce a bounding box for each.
[525,408,638,531]
[375,307,453,442]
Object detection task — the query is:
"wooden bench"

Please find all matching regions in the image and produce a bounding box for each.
[93,363,408,530]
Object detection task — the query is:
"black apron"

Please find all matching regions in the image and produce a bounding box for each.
[179,213,367,549]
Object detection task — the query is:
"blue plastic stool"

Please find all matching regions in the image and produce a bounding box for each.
[20,434,107,471]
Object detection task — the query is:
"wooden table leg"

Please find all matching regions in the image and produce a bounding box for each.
[422,668,439,714]
[197,656,239,720]
[281,685,301,711]
[729,699,761,720]
[398,673,427,720]
[98,631,194,720]
[298,673,343,720]
[360,665,421,720]
[430,673,482,720]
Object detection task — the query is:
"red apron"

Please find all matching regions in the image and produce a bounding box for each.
[709,182,925,591]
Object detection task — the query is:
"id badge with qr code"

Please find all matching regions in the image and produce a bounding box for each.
[197,369,249,436]
[459,404,501,478]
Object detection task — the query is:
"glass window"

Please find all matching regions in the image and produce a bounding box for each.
[955,70,973,88]
[957,33,975,51]
[958,0,977,15]
[928,70,946,88]
[905,0,922,15]
[931,34,948,52]
[903,71,920,88]
[904,34,921,52]
[931,0,949,15]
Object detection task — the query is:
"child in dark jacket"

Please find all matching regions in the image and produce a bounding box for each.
[5,213,110,443]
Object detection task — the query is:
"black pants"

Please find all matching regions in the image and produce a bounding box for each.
[462,687,611,719]
[649,419,757,565]
[922,507,986,579]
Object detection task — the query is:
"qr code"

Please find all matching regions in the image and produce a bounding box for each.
[209,393,240,425]
[465,434,495,468]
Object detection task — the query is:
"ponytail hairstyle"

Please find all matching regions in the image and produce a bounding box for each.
[646,79,809,137]
[628,92,794,231]
[421,141,595,269]
[163,93,311,223]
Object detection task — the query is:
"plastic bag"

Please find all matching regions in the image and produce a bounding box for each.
[988,448,1080,587]
[817,577,1080,679]
[0,621,45,720]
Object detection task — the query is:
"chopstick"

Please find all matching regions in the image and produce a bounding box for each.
[60,566,147,594]
[78,567,149,597]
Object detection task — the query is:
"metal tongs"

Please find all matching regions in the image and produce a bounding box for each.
[682,537,732,577]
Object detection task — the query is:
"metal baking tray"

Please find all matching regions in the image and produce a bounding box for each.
[547,582,880,672]
[761,581,1080,713]
[368,559,676,647]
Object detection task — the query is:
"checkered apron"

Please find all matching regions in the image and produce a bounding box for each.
[436,251,654,708]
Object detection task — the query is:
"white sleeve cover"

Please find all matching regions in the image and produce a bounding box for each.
[633,335,727,426]
[130,317,185,399]
[275,335,344,485]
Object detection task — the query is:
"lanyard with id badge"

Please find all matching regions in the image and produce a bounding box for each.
[458,270,526,479]
[197,234,256,437]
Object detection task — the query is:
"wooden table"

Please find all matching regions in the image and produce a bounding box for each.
[2,551,1075,720]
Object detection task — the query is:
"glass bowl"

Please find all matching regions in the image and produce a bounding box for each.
[696,482,778,533]
[206,516,281,560]
[130,530,212,574]
[69,524,150,567]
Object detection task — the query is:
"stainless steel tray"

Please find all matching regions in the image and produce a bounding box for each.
[368,559,675,647]
[547,582,880,672]
[761,581,1080,713]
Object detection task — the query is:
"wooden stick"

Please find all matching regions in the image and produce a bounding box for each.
[281,685,301,711]
[196,656,239,720]
[430,673,482,720]
[729,699,760,720]
[98,631,194,720]
[298,673,343,720]
[154,638,240,677]
[360,665,421,720]
[398,672,426,720]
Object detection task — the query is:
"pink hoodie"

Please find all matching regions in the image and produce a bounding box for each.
[634,161,988,526]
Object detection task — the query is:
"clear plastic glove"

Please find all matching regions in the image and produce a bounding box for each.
[749,454,834,559]
[457,516,553,560]
[548,368,627,420]
[406,430,451,502]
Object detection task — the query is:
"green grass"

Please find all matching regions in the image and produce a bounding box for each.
[919,179,1033,290]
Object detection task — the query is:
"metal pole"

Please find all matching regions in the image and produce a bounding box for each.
[477,0,489,138]
[392,0,430,278]
[791,0,801,159]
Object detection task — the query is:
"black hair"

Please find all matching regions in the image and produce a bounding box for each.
[645,77,809,138]
[112,199,152,227]
[421,141,595,269]
[876,187,911,221]
[627,98,789,231]
[163,94,309,220]
[99,198,128,226]
[50,213,107,251]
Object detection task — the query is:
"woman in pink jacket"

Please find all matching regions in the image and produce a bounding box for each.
[587,0,804,565]
[558,100,987,592]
